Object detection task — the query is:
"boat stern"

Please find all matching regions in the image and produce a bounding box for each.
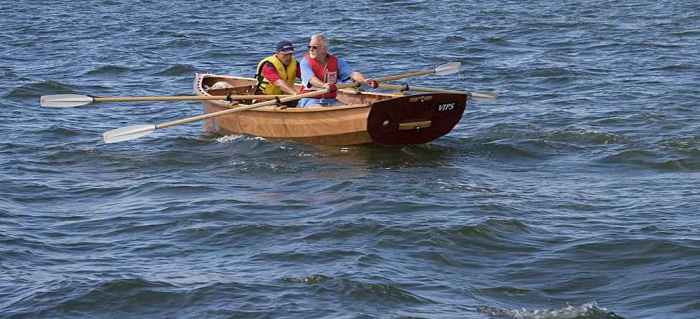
[366,93,468,145]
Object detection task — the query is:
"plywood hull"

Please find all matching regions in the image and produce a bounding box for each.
[194,74,468,146]
[202,102,373,145]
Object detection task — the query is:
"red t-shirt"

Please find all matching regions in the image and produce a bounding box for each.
[262,61,301,82]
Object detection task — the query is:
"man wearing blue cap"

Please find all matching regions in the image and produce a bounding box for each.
[255,40,301,97]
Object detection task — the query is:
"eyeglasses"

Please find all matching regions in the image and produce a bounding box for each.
[308,45,319,50]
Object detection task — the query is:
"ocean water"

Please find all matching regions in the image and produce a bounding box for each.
[1,1,699,318]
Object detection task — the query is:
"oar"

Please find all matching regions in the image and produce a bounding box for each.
[373,62,461,82]
[40,94,288,108]
[377,83,497,100]
[103,62,462,144]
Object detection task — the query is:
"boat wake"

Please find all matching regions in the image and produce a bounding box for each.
[215,134,266,144]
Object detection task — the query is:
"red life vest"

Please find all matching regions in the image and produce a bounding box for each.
[301,53,339,99]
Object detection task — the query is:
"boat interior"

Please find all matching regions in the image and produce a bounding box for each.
[199,75,399,107]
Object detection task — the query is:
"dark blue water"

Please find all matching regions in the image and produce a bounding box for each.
[2,1,699,318]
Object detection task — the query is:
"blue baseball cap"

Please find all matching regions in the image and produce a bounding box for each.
[276,40,294,53]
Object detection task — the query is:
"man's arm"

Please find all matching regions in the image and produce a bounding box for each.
[272,79,298,95]
[262,63,296,95]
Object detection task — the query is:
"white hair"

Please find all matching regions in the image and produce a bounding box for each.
[310,33,328,47]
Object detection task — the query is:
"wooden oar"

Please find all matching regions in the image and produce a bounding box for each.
[102,62,462,144]
[372,62,461,82]
[377,83,497,100]
[40,94,288,108]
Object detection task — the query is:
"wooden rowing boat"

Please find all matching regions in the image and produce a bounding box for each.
[193,73,469,146]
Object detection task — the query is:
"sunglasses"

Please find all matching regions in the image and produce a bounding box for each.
[308,45,320,50]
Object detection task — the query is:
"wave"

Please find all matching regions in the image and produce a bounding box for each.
[4,80,78,99]
[2,278,185,318]
[474,140,545,159]
[527,66,578,78]
[39,124,84,138]
[478,302,625,319]
[1,65,17,78]
[463,125,627,160]
[671,29,700,37]
[599,149,700,171]
[649,63,698,72]
[559,238,700,262]
[297,218,534,256]
[84,65,131,76]
[485,36,510,45]
[252,248,363,264]
[5,80,114,100]
[662,137,700,153]
[153,64,198,76]
[5,275,435,318]
[426,218,537,253]
[446,35,467,43]
[216,134,264,144]
[475,124,625,145]
[543,128,626,146]
[453,218,531,238]
[282,274,433,305]
[175,222,307,246]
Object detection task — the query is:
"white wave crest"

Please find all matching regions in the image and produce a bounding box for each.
[477,302,624,319]
[215,134,267,144]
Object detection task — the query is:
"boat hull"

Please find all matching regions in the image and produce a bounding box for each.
[194,74,468,146]
[202,102,374,145]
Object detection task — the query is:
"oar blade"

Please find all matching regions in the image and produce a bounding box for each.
[103,124,156,144]
[434,62,461,76]
[471,92,498,100]
[40,94,94,108]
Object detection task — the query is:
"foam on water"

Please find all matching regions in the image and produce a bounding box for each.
[478,302,625,319]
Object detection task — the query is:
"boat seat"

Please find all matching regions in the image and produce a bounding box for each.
[207,84,256,96]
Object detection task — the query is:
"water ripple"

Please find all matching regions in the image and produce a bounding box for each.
[3,0,700,318]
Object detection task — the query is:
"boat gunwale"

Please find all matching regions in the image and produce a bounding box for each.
[194,73,403,113]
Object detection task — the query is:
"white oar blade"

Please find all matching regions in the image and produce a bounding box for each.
[103,124,156,144]
[471,92,498,100]
[40,94,94,108]
[434,62,461,76]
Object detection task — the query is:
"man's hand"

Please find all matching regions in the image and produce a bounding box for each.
[324,83,337,93]
[366,79,379,89]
